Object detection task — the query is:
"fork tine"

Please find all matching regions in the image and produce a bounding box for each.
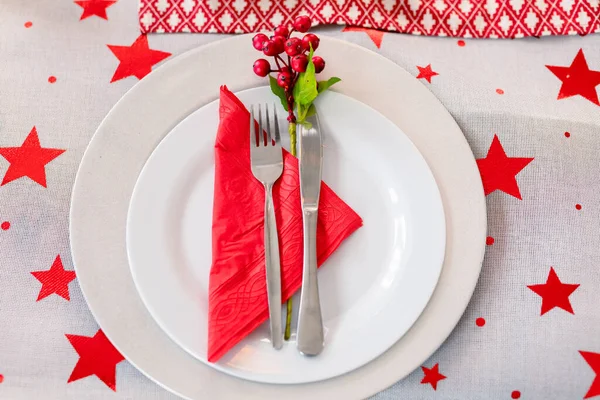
[273,103,281,145]
[265,103,272,146]
[265,103,272,145]
[250,105,256,147]
[258,104,264,146]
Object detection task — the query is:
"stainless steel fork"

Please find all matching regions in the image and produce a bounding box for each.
[249,103,284,350]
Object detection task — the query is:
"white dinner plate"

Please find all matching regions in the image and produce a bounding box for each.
[126,87,445,384]
[70,35,486,400]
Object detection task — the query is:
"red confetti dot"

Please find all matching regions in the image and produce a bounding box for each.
[496,88,504,95]
[0,374,4,383]
[24,21,32,28]
[1,222,9,231]
[564,131,570,138]
[511,390,521,399]
[576,204,582,210]
[457,40,466,47]
[48,76,57,83]
[486,236,494,245]
[476,317,485,327]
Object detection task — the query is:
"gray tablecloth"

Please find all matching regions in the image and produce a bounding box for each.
[1,0,599,399]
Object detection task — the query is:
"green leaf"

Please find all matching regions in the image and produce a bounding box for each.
[317,77,341,93]
[300,120,313,130]
[269,75,288,111]
[296,102,307,121]
[297,104,316,123]
[293,46,318,106]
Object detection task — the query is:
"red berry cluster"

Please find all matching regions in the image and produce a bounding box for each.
[252,15,325,89]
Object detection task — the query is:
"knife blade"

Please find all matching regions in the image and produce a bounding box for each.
[296,111,325,356]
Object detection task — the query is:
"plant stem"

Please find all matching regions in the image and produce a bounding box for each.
[275,54,287,67]
[285,297,293,340]
[284,120,297,341]
[285,88,296,123]
[289,121,297,156]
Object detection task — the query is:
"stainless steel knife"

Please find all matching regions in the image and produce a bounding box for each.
[296,111,325,356]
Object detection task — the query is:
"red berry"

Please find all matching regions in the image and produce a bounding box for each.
[274,25,289,37]
[293,15,312,33]
[302,33,319,51]
[253,59,271,77]
[284,37,303,56]
[271,35,285,54]
[277,71,292,88]
[291,54,308,72]
[312,56,325,73]
[263,40,278,56]
[252,33,269,51]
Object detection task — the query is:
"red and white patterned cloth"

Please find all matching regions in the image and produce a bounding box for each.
[139,0,600,38]
[2,0,600,399]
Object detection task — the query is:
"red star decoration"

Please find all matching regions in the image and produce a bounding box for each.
[74,0,116,20]
[66,330,125,391]
[0,127,65,187]
[343,26,385,48]
[416,64,439,83]
[421,363,446,390]
[476,135,533,199]
[528,267,579,315]
[546,49,600,106]
[580,351,600,399]
[31,255,76,301]
[107,35,171,83]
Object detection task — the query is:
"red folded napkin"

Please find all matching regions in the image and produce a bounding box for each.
[208,87,362,362]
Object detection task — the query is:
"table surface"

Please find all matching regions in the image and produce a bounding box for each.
[1,1,600,399]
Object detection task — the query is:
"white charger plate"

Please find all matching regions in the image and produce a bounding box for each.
[126,87,445,384]
[70,35,486,400]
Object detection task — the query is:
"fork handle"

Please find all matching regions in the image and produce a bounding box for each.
[264,183,283,350]
[297,209,324,356]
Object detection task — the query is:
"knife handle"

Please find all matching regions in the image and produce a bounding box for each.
[297,209,324,356]
[264,183,283,350]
